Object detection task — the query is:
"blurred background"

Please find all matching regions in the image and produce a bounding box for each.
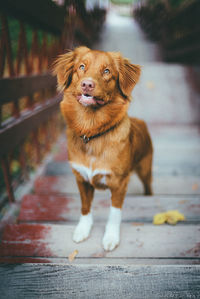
[0,0,200,210]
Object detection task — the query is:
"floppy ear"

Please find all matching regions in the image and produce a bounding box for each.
[118,58,141,97]
[52,50,75,91]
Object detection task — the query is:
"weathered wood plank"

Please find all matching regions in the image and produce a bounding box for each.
[0,223,199,259]
[1,257,200,265]
[129,64,200,124]
[45,149,200,176]
[18,194,200,223]
[0,264,199,299]
[0,95,61,156]
[0,73,56,104]
[34,174,200,195]
[47,125,200,176]
[41,126,200,196]
[149,125,200,147]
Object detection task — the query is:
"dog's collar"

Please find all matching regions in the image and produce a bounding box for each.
[80,125,117,144]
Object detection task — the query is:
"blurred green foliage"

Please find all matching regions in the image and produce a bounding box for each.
[0,16,57,197]
[0,16,54,59]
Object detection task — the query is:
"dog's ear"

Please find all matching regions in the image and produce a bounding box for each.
[118,58,141,97]
[109,52,141,97]
[52,50,75,91]
[52,46,90,91]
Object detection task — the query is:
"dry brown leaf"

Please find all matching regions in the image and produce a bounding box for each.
[146,81,155,89]
[179,200,187,204]
[68,249,78,262]
[132,222,144,226]
[192,183,199,191]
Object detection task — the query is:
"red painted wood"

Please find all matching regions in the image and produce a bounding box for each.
[0,224,52,257]
[18,194,73,221]
[54,149,68,161]
[34,176,60,194]
[1,223,50,241]
[53,139,68,161]
[0,257,50,263]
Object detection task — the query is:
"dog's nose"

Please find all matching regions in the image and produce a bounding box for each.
[81,79,95,92]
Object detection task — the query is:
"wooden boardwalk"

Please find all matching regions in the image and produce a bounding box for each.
[0,10,200,298]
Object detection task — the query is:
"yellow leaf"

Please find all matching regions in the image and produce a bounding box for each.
[166,210,185,225]
[153,212,167,225]
[153,210,185,225]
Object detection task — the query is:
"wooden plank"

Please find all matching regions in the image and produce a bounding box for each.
[0,95,61,156]
[149,125,200,147]
[18,194,200,223]
[129,64,200,124]
[54,126,200,163]
[0,73,56,104]
[46,149,200,176]
[0,257,50,263]
[34,174,200,195]
[0,0,65,35]
[0,223,199,258]
[1,257,200,265]
[40,125,200,195]
[18,194,73,222]
[0,264,199,298]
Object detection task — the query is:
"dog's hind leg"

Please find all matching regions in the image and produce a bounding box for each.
[136,153,153,195]
[73,179,94,243]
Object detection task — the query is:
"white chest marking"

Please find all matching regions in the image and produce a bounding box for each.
[70,162,110,183]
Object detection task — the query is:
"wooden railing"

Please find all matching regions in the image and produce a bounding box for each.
[0,0,106,205]
[133,0,200,63]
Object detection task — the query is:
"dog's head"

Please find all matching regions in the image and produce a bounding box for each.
[53,46,141,108]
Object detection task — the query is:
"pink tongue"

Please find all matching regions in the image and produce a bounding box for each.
[79,95,96,105]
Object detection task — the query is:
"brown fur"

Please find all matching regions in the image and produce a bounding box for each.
[53,46,153,215]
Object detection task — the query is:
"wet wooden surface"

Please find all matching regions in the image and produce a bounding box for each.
[0,264,200,299]
[0,9,200,299]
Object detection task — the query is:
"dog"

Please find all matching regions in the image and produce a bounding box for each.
[53,46,153,251]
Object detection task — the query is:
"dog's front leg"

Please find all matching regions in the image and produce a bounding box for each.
[73,179,94,243]
[103,177,129,251]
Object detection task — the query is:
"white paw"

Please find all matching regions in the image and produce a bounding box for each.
[73,213,93,243]
[102,226,120,251]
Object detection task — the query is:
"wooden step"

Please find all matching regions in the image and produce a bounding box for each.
[38,124,200,196]
[18,194,200,223]
[0,223,199,260]
[34,174,200,195]
[0,264,200,298]
[49,126,200,177]
[129,64,200,124]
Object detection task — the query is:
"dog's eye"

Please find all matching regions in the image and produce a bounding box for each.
[79,64,85,71]
[104,68,110,74]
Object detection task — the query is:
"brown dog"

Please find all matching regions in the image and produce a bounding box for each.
[53,46,153,251]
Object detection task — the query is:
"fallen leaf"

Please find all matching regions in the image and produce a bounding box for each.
[166,210,185,225]
[153,210,185,225]
[146,81,155,89]
[132,222,144,226]
[192,183,199,191]
[68,250,78,262]
[179,200,187,204]
[153,212,167,225]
